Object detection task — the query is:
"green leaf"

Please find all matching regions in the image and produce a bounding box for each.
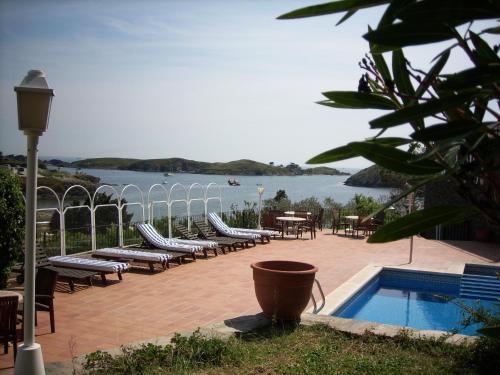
[368,26,392,84]
[484,26,500,34]
[349,142,443,175]
[277,0,389,20]
[396,0,500,27]
[370,92,476,129]
[392,49,422,129]
[316,100,355,109]
[478,325,500,339]
[364,23,455,50]
[377,0,413,27]
[306,137,411,164]
[322,91,397,110]
[392,49,415,102]
[470,32,500,64]
[410,120,484,142]
[415,50,450,99]
[307,145,357,164]
[368,205,472,243]
[336,10,356,26]
[440,64,500,90]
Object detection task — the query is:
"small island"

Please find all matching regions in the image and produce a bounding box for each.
[70,157,350,176]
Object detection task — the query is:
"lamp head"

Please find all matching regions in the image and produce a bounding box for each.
[257,185,265,195]
[14,70,54,135]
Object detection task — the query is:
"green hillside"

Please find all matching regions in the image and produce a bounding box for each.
[344,165,407,188]
[72,157,348,176]
[73,158,140,169]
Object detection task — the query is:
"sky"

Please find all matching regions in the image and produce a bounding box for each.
[0,0,488,168]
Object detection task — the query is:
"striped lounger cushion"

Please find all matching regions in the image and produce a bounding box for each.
[49,256,129,272]
[93,248,171,262]
[230,228,280,237]
[173,239,218,248]
[207,213,261,240]
[136,223,203,253]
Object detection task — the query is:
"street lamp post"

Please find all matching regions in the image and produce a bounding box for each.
[257,185,264,230]
[14,70,54,375]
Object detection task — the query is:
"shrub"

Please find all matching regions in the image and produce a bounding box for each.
[0,169,25,288]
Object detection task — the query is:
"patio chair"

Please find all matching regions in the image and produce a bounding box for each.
[331,208,349,234]
[353,217,374,238]
[33,267,58,333]
[136,223,211,260]
[0,296,21,361]
[261,210,284,236]
[316,208,324,231]
[208,212,278,244]
[299,214,317,239]
[48,256,129,285]
[175,223,231,255]
[192,219,249,250]
[92,248,171,271]
[13,245,99,293]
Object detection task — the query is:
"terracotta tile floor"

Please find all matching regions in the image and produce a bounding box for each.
[1,232,499,370]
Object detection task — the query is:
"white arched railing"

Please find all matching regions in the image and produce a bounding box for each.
[187,183,205,231]
[205,182,223,223]
[61,185,93,254]
[34,182,222,254]
[93,184,121,249]
[167,183,189,238]
[36,186,62,254]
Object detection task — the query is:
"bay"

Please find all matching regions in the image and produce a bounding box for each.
[51,167,393,219]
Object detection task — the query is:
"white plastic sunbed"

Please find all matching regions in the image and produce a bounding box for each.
[136,223,217,259]
[92,248,171,271]
[48,255,129,284]
[207,212,271,244]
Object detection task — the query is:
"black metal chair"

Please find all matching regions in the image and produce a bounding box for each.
[18,268,59,334]
[0,296,21,361]
[35,267,58,333]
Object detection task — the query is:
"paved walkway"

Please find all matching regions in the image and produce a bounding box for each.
[1,232,499,371]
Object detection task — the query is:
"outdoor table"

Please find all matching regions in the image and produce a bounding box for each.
[276,216,306,239]
[0,290,23,303]
[343,215,359,236]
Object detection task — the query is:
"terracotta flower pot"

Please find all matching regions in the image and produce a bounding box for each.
[251,260,318,321]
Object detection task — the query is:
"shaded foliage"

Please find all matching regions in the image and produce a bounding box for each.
[0,170,25,288]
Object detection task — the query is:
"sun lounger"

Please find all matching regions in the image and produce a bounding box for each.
[192,220,249,250]
[48,256,129,285]
[136,223,211,260]
[208,212,274,244]
[13,245,99,292]
[92,248,170,272]
[175,223,233,254]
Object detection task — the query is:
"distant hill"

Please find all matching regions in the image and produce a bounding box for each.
[344,165,407,188]
[71,157,349,176]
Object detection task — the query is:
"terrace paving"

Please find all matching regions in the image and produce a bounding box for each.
[1,232,499,371]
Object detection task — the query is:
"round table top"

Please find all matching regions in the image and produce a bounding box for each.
[276,216,307,222]
[284,211,311,216]
[344,215,359,220]
[0,290,23,303]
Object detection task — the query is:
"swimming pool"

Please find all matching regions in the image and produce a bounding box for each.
[331,268,500,336]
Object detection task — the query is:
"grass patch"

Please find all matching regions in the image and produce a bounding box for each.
[81,324,499,374]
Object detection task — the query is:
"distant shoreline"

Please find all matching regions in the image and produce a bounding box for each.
[54,157,351,177]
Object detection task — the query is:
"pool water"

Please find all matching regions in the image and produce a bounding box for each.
[332,269,499,336]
